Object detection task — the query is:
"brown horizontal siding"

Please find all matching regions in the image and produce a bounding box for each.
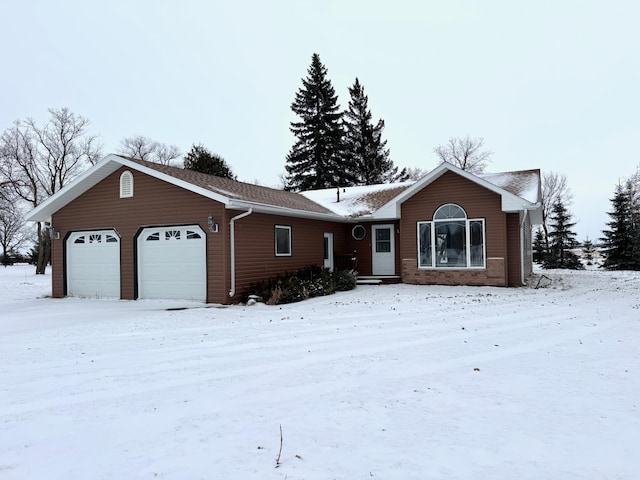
[506,212,524,286]
[399,170,509,286]
[52,167,227,303]
[228,211,346,301]
[341,221,400,276]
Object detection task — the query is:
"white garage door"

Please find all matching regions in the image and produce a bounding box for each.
[66,230,121,298]
[137,225,206,301]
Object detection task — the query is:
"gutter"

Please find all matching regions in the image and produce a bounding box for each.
[228,208,253,298]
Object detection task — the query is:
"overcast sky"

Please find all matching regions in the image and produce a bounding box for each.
[2,1,639,240]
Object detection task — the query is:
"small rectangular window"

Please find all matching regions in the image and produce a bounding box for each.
[275,225,292,256]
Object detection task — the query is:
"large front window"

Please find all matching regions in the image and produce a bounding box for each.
[417,204,485,268]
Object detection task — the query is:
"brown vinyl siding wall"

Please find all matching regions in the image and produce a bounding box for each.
[52,167,348,304]
[340,221,400,276]
[399,170,509,286]
[522,212,533,280]
[228,211,346,302]
[506,213,522,286]
[51,167,227,302]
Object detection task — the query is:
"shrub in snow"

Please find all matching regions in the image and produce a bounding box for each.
[242,265,357,305]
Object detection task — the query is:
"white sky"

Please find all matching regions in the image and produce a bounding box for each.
[2,1,639,240]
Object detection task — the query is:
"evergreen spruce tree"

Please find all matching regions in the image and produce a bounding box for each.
[543,200,583,269]
[627,178,640,268]
[600,183,639,270]
[581,237,596,266]
[285,54,353,191]
[532,228,547,263]
[343,78,406,185]
[183,144,235,179]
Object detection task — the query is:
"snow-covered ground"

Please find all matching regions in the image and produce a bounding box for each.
[1,265,639,480]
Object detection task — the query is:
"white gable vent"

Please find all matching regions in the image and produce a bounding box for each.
[120,171,134,198]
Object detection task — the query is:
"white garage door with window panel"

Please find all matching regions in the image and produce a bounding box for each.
[137,225,206,301]
[66,230,121,298]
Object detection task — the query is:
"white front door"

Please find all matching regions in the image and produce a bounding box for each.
[372,224,395,275]
[323,232,334,271]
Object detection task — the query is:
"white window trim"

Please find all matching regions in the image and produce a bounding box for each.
[120,171,134,198]
[275,225,292,257]
[417,216,487,270]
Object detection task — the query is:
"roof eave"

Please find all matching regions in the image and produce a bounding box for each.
[227,200,343,222]
[25,154,123,222]
[25,154,234,223]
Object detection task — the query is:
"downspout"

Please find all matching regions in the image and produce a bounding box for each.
[229,208,253,298]
[520,208,529,285]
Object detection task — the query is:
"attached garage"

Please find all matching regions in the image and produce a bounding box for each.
[136,225,207,301]
[66,230,121,298]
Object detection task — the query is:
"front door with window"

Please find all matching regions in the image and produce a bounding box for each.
[372,224,395,275]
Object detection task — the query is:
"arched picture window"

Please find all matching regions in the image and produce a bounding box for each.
[120,171,134,198]
[417,203,486,269]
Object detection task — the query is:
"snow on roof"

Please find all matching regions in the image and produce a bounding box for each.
[301,182,415,218]
[480,170,541,204]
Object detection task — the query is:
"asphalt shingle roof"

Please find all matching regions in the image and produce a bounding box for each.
[123,156,334,215]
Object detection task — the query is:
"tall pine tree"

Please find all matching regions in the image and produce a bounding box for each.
[543,200,583,269]
[532,227,547,263]
[285,54,353,191]
[343,78,405,185]
[600,183,640,270]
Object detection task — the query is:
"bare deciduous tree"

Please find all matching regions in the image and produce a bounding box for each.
[403,167,427,181]
[541,171,573,252]
[0,194,30,263]
[433,135,492,174]
[119,135,180,165]
[0,107,101,273]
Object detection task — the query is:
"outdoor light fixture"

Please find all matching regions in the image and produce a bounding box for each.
[47,225,60,240]
[207,215,218,233]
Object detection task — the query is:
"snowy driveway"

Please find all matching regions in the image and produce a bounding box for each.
[1,266,639,479]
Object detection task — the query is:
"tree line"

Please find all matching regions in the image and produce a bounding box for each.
[2,52,638,274]
[533,168,640,271]
[0,108,233,273]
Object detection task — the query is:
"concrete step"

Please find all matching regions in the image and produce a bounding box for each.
[356,276,401,285]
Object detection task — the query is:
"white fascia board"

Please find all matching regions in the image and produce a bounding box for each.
[370,162,538,220]
[226,201,343,222]
[369,163,461,220]
[113,157,231,205]
[25,154,122,222]
[25,154,233,223]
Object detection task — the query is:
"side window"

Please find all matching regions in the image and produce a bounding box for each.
[120,171,134,198]
[275,225,292,257]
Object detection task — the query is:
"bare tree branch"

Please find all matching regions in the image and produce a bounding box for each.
[433,135,492,174]
[0,195,30,260]
[119,135,180,165]
[0,108,101,273]
[541,171,573,250]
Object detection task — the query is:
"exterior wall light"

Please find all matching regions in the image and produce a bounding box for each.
[207,215,218,233]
